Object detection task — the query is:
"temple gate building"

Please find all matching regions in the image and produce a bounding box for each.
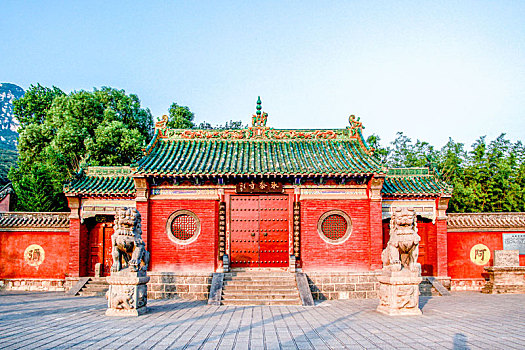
[58,100,454,299]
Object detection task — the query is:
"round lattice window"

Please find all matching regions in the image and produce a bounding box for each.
[317,210,352,244]
[166,210,201,244]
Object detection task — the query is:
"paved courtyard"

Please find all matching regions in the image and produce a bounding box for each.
[0,291,524,349]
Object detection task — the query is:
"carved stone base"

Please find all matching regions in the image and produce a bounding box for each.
[105,306,148,317]
[377,270,422,316]
[106,270,150,317]
[481,266,525,294]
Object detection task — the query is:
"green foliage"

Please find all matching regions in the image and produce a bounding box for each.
[366,134,389,164]
[10,85,153,212]
[0,149,18,185]
[373,132,525,213]
[198,120,247,129]
[9,162,67,212]
[167,103,195,128]
[13,84,65,128]
[166,101,245,130]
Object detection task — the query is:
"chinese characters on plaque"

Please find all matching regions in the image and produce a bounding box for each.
[24,244,45,267]
[236,180,283,194]
[469,243,490,265]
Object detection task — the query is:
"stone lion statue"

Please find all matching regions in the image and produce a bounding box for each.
[111,207,150,273]
[381,207,420,273]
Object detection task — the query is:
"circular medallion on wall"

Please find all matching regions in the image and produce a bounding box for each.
[317,210,352,244]
[469,243,490,265]
[166,210,201,245]
[24,244,45,267]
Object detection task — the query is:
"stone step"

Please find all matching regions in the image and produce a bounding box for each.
[222,288,299,296]
[89,277,108,283]
[78,291,106,297]
[223,294,299,300]
[222,285,298,292]
[223,279,296,286]
[219,271,303,306]
[221,298,302,306]
[225,276,296,281]
[82,285,109,292]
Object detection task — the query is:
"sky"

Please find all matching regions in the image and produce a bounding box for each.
[1,1,524,148]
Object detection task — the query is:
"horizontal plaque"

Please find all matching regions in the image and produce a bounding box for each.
[300,187,367,200]
[236,181,283,194]
[502,234,525,255]
[150,188,219,199]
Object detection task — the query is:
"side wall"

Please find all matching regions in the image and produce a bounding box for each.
[301,199,371,271]
[447,212,525,291]
[448,231,525,275]
[0,231,69,279]
[148,199,219,272]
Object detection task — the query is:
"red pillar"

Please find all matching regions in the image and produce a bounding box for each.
[136,201,149,250]
[436,196,451,277]
[369,176,385,271]
[67,195,88,277]
[369,200,383,270]
[133,177,150,252]
[436,218,448,277]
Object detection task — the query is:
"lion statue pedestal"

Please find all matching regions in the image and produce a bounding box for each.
[377,207,422,316]
[106,207,150,317]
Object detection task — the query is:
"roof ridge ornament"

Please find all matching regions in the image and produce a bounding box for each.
[252,96,268,128]
[348,115,364,136]
[155,115,169,131]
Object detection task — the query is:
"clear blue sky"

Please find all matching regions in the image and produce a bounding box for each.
[2,1,524,148]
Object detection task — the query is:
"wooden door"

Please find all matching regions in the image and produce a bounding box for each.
[88,222,104,276]
[230,195,289,268]
[88,222,114,277]
[417,219,431,276]
[230,196,260,268]
[258,195,289,267]
[102,224,114,276]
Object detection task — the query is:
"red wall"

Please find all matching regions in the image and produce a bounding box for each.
[300,199,371,271]
[382,219,439,276]
[0,230,69,279]
[447,231,525,280]
[148,199,218,272]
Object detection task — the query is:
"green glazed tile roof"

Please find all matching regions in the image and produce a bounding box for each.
[64,166,135,196]
[133,114,385,177]
[382,168,452,197]
[134,137,384,176]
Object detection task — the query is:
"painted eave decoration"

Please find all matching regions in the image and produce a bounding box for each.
[382,167,453,197]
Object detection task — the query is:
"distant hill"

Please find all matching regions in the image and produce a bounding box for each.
[0,83,24,150]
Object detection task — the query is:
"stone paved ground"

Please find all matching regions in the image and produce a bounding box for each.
[0,291,524,349]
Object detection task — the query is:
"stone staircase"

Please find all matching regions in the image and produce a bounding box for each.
[76,277,109,297]
[221,270,302,306]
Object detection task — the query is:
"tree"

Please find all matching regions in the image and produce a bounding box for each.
[198,120,247,129]
[13,83,65,127]
[366,134,389,164]
[10,85,153,211]
[167,103,195,129]
[373,130,525,213]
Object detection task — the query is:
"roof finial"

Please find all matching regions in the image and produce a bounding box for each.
[252,96,268,128]
[256,96,262,116]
